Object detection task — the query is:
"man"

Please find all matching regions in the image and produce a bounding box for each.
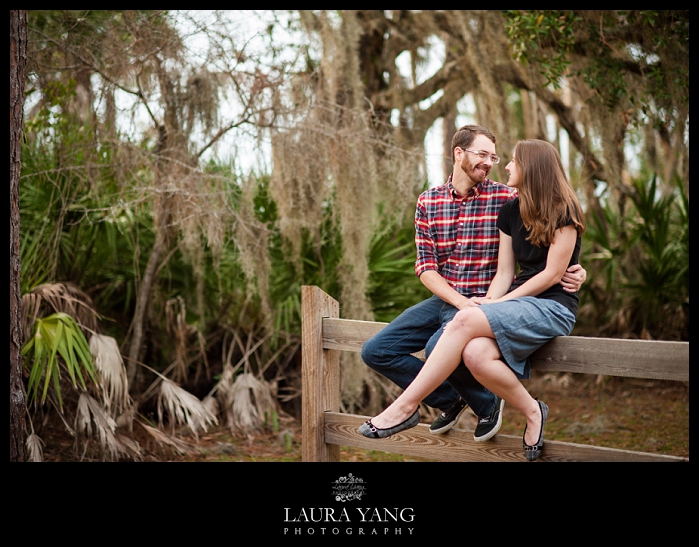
[361,125,586,441]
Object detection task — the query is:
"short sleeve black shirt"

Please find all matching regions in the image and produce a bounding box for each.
[497,198,581,315]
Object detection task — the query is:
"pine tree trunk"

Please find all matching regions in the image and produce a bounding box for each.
[10,10,28,462]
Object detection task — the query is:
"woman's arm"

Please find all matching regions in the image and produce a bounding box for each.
[561,263,586,293]
[484,231,516,300]
[487,225,578,303]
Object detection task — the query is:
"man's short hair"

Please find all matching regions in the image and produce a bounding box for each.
[451,125,496,163]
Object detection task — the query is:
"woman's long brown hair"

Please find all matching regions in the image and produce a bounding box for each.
[514,139,586,247]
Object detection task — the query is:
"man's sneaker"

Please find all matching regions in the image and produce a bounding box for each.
[474,396,505,442]
[429,398,469,434]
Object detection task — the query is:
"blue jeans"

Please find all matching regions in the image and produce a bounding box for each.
[361,295,497,417]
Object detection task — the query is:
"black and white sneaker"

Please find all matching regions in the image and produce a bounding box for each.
[429,397,469,435]
[473,396,505,442]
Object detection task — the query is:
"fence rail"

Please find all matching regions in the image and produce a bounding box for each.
[301,286,689,462]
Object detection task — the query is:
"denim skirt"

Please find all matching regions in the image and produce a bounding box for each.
[479,296,576,380]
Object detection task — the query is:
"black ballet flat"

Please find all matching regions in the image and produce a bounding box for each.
[523,399,549,461]
[358,409,420,439]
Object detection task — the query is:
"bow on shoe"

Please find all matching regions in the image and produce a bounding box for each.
[358,409,420,439]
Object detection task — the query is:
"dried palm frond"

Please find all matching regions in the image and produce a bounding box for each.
[139,422,197,456]
[202,394,219,418]
[220,372,277,434]
[26,433,45,463]
[116,405,137,431]
[114,433,143,462]
[89,334,131,415]
[157,379,218,440]
[213,362,236,399]
[21,282,101,342]
[75,392,137,461]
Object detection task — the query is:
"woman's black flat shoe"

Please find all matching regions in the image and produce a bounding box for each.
[358,409,420,439]
[523,399,548,461]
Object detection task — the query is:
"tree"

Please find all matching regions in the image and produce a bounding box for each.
[17,10,687,452]
[10,9,28,462]
[266,10,688,405]
[25,11,283,392]
[19,12,299,458]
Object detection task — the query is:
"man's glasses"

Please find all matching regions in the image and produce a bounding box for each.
[460,148,500,164]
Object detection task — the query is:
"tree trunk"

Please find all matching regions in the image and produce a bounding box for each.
[126,227,166,392]
[10,10,28,462]
[442,109,457,182]
[126,125,169,393]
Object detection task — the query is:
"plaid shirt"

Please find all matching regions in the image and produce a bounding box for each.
[415,175,516,297]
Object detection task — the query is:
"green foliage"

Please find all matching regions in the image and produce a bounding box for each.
[257,174,342,338]
[256,175,428,330]
[367,220,431,323]
[19,9,689,409]
[624,176,689,334]
[580,175,688,339]
[503,10,581,88]
[22,312,98,410]
[503,10,689,118]
[21,75,154,337]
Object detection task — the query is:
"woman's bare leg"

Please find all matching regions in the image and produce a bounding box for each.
[368,307,494,429]
[462,337,542,445]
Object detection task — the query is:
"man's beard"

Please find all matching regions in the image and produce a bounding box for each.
[461,157,490,183]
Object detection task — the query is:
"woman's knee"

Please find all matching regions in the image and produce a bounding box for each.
[445,308,476,334]
[462,338,496,375]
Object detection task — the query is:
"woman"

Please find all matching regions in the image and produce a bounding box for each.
[358,139,586,461]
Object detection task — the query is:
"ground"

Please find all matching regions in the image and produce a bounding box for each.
[39,373,688,462]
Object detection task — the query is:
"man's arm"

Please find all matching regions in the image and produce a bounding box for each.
[419,270,474,310]
[414,191,479,310]
[560,263,586,293]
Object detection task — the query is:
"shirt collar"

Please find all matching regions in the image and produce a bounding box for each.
[447,173,483,200]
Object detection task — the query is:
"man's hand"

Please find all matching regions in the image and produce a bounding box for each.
[456,295,482,310]
[560,264,587,293]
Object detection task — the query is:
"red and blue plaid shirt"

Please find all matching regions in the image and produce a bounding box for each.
[415,175,516,297]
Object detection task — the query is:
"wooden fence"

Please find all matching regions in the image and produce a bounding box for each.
[301,285,689,462]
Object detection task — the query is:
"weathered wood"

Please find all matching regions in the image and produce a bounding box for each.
[322,318,689,382]
[302,286,690,462]
[529,336,688,382]
[301,286,341,462]
[323,317,426,359]
[323,412,688,462]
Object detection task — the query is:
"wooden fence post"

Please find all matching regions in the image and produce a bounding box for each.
[301,286,341,462]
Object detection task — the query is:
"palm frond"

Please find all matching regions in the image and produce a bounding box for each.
[22,312,98,409]
[21,282,101,342]
[89,334,131,415]
[139,422,197,456]
[202,394,220,418]
[75,392,136,461]
[157,379,218,440]
[26,433,45,463]
[114,433,144,462]
[219,372,277,434]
